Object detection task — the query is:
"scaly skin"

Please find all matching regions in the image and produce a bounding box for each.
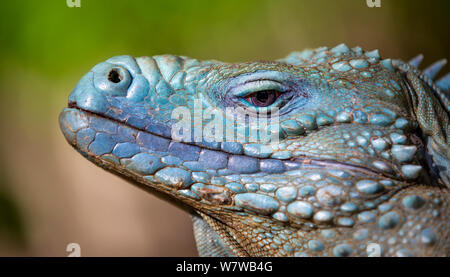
[59,44,449,257]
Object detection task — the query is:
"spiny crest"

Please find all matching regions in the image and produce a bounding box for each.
[409,55,448,81]
[436,73,450,92]
[408,54,449,112]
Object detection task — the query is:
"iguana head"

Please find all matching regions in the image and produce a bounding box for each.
[59,44,449,257]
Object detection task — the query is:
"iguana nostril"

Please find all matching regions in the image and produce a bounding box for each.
[90,62,132,96]
[108,68,123,83]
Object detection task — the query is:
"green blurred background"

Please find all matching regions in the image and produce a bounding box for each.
[0,0,448,256]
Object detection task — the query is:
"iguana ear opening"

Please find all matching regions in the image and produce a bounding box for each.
[404,71,449,187]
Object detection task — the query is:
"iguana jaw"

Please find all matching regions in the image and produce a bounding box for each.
[60,106,413,218]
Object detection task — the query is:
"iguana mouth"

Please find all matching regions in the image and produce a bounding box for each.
[67,102,402,181]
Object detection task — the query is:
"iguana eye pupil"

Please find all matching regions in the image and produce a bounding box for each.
[247,90,280,107]
[108,68,123,84]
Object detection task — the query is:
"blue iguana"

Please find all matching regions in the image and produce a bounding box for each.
[59,44,449,257]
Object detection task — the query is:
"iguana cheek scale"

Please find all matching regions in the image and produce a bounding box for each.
[59,44,449,257]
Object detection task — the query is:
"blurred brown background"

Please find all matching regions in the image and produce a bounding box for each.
[0,0,449,256]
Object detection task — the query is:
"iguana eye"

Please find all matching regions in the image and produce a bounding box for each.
[245,90,281,107]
